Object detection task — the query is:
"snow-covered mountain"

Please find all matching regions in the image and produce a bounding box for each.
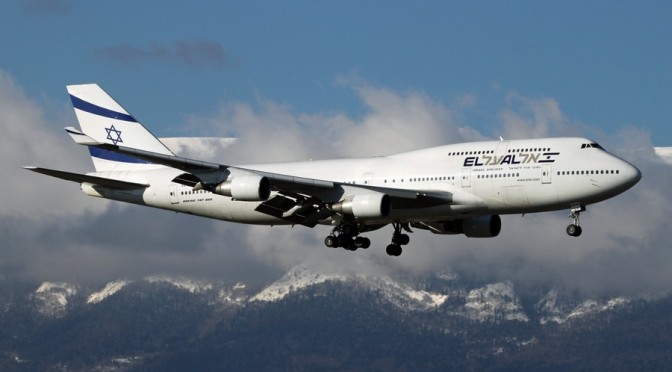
[464,281,529,323]
[535,289,631,325]
[86,280,130,304]
[3,267,671,371]
[250,266,449,311]
[32,282,78,318]
[22,265,641,326]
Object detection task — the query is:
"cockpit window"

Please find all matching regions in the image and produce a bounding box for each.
[581,142,604,149]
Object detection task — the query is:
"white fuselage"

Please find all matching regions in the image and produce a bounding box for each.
[84,137,641,226]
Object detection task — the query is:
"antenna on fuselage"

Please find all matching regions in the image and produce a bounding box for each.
[499,136,504,141]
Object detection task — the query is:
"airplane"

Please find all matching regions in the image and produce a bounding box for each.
[24,84,642,256]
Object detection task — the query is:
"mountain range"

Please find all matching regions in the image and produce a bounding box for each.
[2,265,671,371]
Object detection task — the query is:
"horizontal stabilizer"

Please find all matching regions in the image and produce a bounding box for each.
[65,127,99,145]
[23,166,148,190]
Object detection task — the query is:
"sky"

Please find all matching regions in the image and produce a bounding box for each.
[1,1,671,296]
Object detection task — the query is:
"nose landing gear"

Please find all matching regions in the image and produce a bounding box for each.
[566,204,585,237]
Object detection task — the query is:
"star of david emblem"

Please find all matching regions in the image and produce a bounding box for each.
[105,125,123,145]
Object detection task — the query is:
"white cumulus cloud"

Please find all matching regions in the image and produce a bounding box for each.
[1,70,668,298]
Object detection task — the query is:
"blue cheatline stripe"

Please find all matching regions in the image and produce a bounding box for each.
[70,95,137,122]
[89,147,151,164]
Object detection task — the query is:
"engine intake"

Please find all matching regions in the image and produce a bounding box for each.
[214,175,271,201]
[331,193,391,218]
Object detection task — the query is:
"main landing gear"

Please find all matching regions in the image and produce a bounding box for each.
[385,222,410,257]
[566,204,585,237]
[324,223,371,251]
[324,221,411,256]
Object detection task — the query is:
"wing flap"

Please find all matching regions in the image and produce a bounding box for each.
[255,195,298,218]
[254,194,334,227]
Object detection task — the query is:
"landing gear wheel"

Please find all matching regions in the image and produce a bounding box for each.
[396,234,410,246]
[325,221,365,251]
[566,224,582,237]
[341,236,357,251]
[389,222,411,252]
[354,237,371,249]
[566,205,585,237]
[324,236,337,248]
[386,244,402,256]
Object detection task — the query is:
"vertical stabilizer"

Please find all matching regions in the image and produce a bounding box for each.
[67,84,175,171]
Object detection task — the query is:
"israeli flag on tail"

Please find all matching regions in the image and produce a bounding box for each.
[67,84,175,171]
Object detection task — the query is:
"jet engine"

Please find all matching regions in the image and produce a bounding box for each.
[415,215,501,238]
[331,193,391,218]
[460,215,501,237]
[214,175,271,201]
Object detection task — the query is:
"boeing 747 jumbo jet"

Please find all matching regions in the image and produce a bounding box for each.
[25,84,641,256]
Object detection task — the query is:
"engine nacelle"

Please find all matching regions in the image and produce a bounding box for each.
[462,215,501,237]
[214,175,271,201]
[446,215,501,238]
[420,215,501,237]
[331,193,391,218]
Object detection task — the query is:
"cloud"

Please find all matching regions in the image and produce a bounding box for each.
[654,147,672,165]
[0,70,108,221]
[2,69,670,298]
[184,83,486,164]
[160,137,237,160]
[181,82,671,297]
[94,41,228,70]
[497,92,582,139]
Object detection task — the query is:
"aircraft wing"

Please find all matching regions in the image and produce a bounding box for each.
[68,131,458,226]
[79,141,453,201]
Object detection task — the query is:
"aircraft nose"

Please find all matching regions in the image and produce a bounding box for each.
[623,162,642,188]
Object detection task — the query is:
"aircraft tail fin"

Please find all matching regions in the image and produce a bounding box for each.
[67,84,175,171]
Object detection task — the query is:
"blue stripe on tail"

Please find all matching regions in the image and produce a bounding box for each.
[70,95,137,122]
[89,147,151,164]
